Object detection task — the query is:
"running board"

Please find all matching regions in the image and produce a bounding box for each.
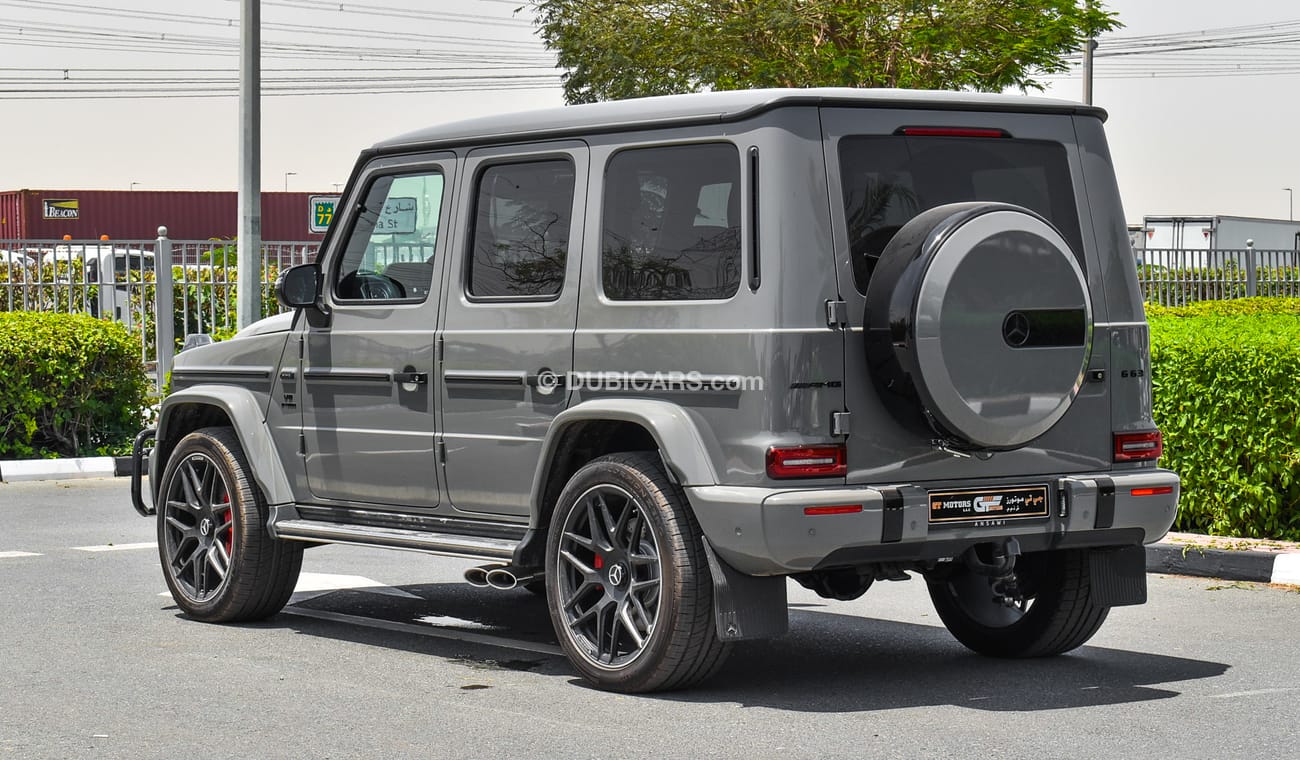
[271,519,518,561]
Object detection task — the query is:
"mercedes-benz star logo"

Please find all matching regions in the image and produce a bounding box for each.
[1002,311,1031,348]
[199,518,213,537]
[607,563,626,587]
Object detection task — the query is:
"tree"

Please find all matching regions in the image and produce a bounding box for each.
[532,1,1119,104]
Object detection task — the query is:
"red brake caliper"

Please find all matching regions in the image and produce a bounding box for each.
[594,554,604,591]
[221,494,233,555]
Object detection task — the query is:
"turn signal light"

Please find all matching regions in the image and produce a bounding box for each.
[1113,431,1163,462]
[766,444,847,479]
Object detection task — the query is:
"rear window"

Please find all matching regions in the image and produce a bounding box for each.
[601,143,741,301]
[839,135,1084,294]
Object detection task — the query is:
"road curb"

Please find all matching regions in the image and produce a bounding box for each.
[1146,541,1300,585]
[0,456,133,483]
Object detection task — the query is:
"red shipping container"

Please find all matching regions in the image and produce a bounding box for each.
[0,190,329,241]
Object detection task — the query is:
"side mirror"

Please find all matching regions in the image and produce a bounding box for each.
[276,263,320,309]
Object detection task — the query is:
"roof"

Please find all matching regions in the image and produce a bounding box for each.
[373,87,1106,153]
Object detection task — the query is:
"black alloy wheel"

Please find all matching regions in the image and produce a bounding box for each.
[554,482,664,669]
[161,450,236,603]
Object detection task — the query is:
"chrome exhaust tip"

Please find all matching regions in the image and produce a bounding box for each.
[485,568,522,590]
[463,566,491,587]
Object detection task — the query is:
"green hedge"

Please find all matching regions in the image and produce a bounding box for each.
[1150,300,1300,540]
[1147,297,1300,318]
[0,312,150,458]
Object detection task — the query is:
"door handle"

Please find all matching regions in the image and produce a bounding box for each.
[393,370,428,385]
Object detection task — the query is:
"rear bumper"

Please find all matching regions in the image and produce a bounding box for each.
[687,469,1179,575]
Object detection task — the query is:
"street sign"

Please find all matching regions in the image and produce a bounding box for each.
[309,195,341,234]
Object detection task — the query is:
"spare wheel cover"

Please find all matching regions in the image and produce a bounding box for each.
[879,204,1092,450]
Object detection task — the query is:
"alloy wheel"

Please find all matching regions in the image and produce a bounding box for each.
[162,452,235,603]
[555,484,662,669]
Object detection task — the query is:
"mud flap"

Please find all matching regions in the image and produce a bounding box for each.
[701,537,788,641]
[1088,545,1147,607]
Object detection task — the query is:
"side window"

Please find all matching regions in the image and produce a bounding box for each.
[602,143,741,301]
[335,170,444,302]
[468,160,575,299]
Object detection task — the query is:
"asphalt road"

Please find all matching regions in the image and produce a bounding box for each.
[1,478,1297,759]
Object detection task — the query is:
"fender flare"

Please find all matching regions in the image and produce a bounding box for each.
[528,398,720,527]
[154,385,296,506]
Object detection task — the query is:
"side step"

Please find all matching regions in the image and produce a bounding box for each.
[271,519,518,561]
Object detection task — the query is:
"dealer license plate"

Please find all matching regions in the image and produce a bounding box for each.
[928,485,1051,524]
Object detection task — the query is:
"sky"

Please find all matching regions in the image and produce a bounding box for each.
[2,0,1299,224]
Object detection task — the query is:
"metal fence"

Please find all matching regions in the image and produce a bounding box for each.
[1136,245,1300,306]
[0,230,318,378]
[6,232,1299,380]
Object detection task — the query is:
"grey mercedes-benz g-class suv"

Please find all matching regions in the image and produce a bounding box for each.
[132,88,1178,693]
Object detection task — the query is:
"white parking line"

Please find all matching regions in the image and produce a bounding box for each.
[291,572,420,600]
[1210,687,1300,700]
[159,572,422,600]
[73,542,157,553]
[0,551,42,559]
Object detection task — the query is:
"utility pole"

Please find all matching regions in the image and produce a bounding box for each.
[1082,0,1097,105]
[1082,37,1098,105]
[237,0,262,329]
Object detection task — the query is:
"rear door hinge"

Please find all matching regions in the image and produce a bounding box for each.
[825,299,848,329]
[831,411,852,437]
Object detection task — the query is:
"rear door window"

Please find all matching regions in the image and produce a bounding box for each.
[467,159,575,300]
[838,135,1084,293]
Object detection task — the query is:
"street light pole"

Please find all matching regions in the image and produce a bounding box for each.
[1285,187,1294,221]
[237,0,262,330]
[284,171,297,192]
[1083,38,1098,105]
[130,181,140,191]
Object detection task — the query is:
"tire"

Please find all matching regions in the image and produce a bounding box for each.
[157,427,303,622]
[926,548,1109,658]
[545,452,730,692]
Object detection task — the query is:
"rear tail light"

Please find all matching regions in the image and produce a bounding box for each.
[766,444,847,479]
[1113,431,1163,462]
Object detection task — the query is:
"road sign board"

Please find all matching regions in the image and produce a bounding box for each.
[309,195,341,234]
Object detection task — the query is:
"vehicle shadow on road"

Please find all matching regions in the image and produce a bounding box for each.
[668,607,1231,713]
[219,582,1230,713]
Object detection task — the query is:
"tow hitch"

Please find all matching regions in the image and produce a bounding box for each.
[960,537,1024,607]
[130,428,157,517]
